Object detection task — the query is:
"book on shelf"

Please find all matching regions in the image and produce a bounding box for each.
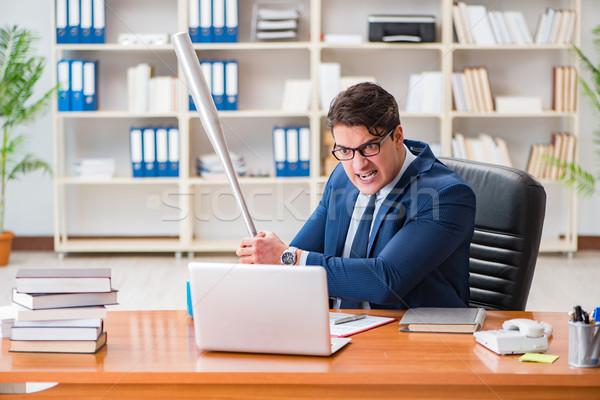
[452,132,512,167]
[534,8,577,45]
[16,268,112,294]
[453,2,533,46]
[405,71,443,113]
[526,133,576,181]
[452,67,493,112]
[399,307,486,333]
[11,322,103,341]
[14,305,107,322]
[12,288,118,310]
[10,331,107,354]
[553,66,577,112]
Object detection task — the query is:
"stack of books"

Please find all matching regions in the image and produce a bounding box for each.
[451,67,494,113]
[9,268,117,354]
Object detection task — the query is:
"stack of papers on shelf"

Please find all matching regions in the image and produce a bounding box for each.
[398,307,486,333]
[196,152,247,178]
[8,268,118,353]
[254,7,300,41]
[73,158,116,179]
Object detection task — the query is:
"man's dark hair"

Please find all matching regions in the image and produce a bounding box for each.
[326,82,401,138]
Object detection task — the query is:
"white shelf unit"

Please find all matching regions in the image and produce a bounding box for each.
[51,0,580,255]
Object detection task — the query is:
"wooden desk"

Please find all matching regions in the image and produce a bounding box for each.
[0,310,598,399]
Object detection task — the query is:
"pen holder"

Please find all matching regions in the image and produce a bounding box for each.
[568,321,600,368]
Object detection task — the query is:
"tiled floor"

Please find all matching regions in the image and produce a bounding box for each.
[1,250,599,314]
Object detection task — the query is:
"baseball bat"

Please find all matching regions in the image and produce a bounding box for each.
[172,32,257,237]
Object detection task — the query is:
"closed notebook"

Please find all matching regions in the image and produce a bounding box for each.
[399,307,486,333]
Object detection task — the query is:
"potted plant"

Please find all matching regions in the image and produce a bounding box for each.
[552,25,600,196]
[0,25,55,265]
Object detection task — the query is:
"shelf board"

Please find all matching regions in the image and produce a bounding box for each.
[452,44,573,51]
[54,237,183,253]
[451,111,577,118]
[55,44,175,51]
[189,176,312,185]
[58,177,180,185]
[186,109,311,119]
[56,111,179,119]
[193,42,312,51]
[320,42,443,51]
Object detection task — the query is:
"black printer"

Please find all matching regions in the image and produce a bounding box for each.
[368,15,436,43]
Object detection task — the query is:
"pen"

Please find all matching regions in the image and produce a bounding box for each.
[334,313,367,325]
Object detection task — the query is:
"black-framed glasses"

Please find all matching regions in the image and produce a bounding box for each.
[331,129,394,161]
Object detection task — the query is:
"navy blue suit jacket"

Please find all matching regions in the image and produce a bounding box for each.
[290,140,476,309]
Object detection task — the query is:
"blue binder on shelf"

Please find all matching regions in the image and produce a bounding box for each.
[129,127,145,178]
[168,127,180,177]
[155,127,169,177]
[143,127,157,177]
[189,0,200,42]
[83,60,97,111]
[225,60,238,110]
[70,60,85,111]
[273,127,287,177]
[93,0,105,43]
[56,0,69,43]
[299,126,310,177]
[57,60,71,111]
[80,0,93,43]
[199,0,212,42]
[225,0,238,42]
[189,94,197,111]
[211,61,225,111]
[286,127,300,177]
[212,0,225,42]
[68,0,81,43]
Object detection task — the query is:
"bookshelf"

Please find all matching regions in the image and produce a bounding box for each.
[51,0,581,255]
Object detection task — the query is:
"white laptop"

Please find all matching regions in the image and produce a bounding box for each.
[187,262,351,356]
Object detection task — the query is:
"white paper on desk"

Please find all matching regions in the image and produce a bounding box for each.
[329,312,396,338]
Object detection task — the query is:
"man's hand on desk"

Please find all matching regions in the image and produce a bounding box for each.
[237,230,301,265]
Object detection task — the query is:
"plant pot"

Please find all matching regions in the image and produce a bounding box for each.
[0,231,15,266]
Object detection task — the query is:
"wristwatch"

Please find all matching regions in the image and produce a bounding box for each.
[280,247,298,265]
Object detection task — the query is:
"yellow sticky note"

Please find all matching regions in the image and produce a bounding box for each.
[519,353,559,364]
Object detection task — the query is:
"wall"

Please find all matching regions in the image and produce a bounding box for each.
[1,0,599,236]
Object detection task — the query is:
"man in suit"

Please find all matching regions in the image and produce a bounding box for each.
[237,82,476,309]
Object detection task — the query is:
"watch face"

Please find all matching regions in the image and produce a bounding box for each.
[281,250,295,264]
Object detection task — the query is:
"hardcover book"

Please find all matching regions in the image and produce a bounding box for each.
[12,288,118,310]
[399,307,486,333]
[15,268,112,294]
[10,331,107,354]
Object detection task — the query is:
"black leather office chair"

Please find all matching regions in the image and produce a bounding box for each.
[439,157,546,311]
